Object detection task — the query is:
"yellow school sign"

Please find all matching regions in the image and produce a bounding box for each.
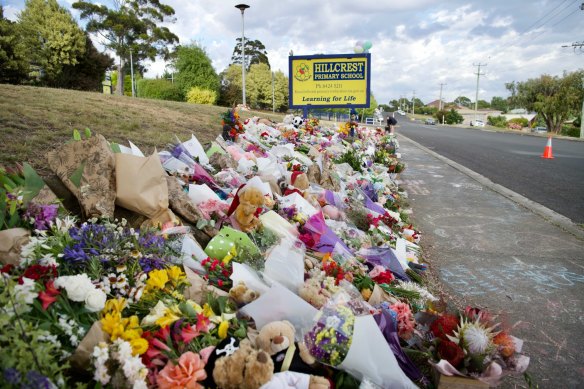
[288,53,371,109]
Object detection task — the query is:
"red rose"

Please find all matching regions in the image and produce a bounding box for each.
[373,270,394,285]
[430,314,459,340]
[438,340,465,368]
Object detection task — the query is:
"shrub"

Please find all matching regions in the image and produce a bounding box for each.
[487,115,507,128]
[561,124,580,137]
[436,109,463,125]
[136,79,184,101]
[186,86,218,105]
[508,117,529,128]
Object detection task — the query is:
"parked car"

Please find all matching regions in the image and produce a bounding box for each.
[532,126,548,133]
[396,110,405,115]
[470,120,485,127]
[425,118,436,125]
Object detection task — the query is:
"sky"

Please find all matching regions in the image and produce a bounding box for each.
[3,0,584,106]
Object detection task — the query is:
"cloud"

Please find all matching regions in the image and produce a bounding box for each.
[6,0,584,106]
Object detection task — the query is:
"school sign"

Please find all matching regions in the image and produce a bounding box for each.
[288,53,371,109]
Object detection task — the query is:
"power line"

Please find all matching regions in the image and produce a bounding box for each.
[525,7,581,44]
[518,0,571,34]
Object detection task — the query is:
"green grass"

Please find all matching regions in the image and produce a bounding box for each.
[0,84,284,174]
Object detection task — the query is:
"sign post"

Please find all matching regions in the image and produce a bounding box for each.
[289,53,371,117]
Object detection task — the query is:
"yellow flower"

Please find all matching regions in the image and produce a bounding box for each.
[187,301,203,314]
[146,269,169,290]
[361,288,372,300]
[101,312,124,341]
[218,321,229,339]
[130,337,149,356]
[166,266,185,284]
[202,303,215,318]
[103,298,126,315]
[221,246,237,264]
[155,306,181,328]
[122,329,142,341]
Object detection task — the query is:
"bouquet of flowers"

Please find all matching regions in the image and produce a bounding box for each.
[200,257,233,291]
[425,306,530,385]
[304,297,355,366]
[196,199,229,230]
[221,108,244,141]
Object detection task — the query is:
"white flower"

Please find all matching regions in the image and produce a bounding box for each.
[85,288,107,312]
[14,277,37,305]
[39,253,59,267]
[92,343,109,364]
[463,325,491,355]
[116,339,133,361]
[123,355,147,383]
[326,316,341,329]
[94,364,111,385]
[54,274,94,302]
[141,300,168,326]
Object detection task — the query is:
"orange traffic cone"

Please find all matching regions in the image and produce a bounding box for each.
[541,136,554,159]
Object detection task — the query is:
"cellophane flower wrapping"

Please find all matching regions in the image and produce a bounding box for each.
[303,293,356,367]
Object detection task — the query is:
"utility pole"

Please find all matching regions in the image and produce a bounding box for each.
[412,90,416,116]
[473,63,487,121]
[439,83,446,111]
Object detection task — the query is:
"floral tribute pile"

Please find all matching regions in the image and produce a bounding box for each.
[0,112,529,388]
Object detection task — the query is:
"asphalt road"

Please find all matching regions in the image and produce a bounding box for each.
[395,117,584,224]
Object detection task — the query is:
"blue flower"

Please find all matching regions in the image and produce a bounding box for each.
[3,368,21,385]
[22,371,52,389]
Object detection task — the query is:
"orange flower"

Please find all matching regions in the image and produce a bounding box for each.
[157,352,207,389]
[493,331,516,358]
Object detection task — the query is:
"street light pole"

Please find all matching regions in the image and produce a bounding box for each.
[235,4,250,107]
[272,71,275,113]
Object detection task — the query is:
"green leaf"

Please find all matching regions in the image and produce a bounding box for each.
[179,301,197,319]
[84,128,92,139]
[73,129,81,141]
[7,210,19,228]
[22,162,46,203]
[0,195,6,228]
[70,161,86,188]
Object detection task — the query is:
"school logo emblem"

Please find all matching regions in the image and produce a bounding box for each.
[294,63,311,81]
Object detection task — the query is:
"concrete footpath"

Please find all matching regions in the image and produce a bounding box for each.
[397,134,584,388]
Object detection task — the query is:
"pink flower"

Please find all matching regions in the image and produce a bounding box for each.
[195,313,210,333]
[180,323,200,344]
[390,302,416,340]
[368,265,386,279]
[157,352,207,389]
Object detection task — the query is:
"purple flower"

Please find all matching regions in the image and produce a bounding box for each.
[139,255,167,272]
[3,368,21,385]
[23,203,59,231]
[22,371,52,389]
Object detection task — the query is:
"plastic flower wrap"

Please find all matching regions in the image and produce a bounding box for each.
[303,295,355,366]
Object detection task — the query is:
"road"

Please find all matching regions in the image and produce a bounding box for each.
[394,117,584,224]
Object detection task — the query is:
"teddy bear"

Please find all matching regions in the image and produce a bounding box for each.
[203,337,273,389]
[298,278,332,309]
[233,186,265,232]
[229,281,259,307]
[256,321,330,389]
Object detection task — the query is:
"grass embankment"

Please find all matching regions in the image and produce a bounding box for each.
[0,84,284,174]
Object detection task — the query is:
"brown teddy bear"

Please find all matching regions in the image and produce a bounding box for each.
[256,321,330,389]
[229,281,259,307]
[231,186,265,232]
[212,338,274,389]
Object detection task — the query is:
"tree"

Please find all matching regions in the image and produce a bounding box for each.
[436,109,463,124]
[73,0,179,95]
[506,70,584,133]
[0,7,29,83]
[49,33,113,90]
[231,38,270,71]
[273,70,288,112]
[218,64,242,107]
[477,99,490,109]
[454,96,471,107]
[246,62,272,109]
[388,99,400,111]
[18,0,86,83]
[490,96,508,112]
[174,44,219,97]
